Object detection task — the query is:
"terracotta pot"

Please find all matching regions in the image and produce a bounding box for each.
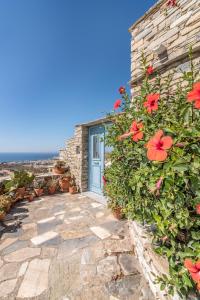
[27,194,35,202]
[6,203,11,212]
[0,211,5,221]
[53,167,65,175]
[112,207,124,220]
[15,187,26,200]
[48,185,57,195]
[59,178,70,192]
[34,188,44,197]
[69,186,77,194]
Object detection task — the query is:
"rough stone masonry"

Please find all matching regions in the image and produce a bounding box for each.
[129,0,200,96]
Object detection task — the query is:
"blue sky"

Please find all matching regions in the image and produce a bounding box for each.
[0,0,155,152]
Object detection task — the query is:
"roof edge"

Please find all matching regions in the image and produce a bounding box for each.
[75,116,111,127]
[128,0,165,33]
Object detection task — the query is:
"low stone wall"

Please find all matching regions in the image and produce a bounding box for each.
[128,221,181,300]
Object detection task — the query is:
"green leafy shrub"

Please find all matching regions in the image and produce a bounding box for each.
[5,171,35,192]
[104,53,200,298]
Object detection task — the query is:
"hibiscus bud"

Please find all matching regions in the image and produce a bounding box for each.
[146,65,154,76]
[117,132,133,141]
[196,204,200,215]
[102,176,107,186]
[161,236,168,242]
[156,177,163,190]
[175,143,185,148]
[118,86,126,95]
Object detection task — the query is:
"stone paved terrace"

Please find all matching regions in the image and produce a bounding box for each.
[0,193,154,300]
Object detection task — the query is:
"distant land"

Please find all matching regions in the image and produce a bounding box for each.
[0,152,58,163]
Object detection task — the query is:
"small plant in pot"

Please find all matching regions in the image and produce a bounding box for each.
[0,195,12,219]
[33,180,45,197]
[24,187,35,202]
[5,171,35,201]
[0,207,5,221]
[59,171,71,192]
[53,161,66,175]
[47,178,58,195]
[108,198,125,220]
[27,193,35,202]
[69,176,78,194]
[0,182,6,195]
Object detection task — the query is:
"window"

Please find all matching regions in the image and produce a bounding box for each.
[93,135,100,159]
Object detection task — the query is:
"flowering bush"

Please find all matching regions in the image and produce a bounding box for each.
[105,53,200,298]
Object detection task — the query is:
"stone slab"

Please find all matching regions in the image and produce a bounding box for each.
[0,262,19,282]
[4,247,41,263]
[91,202,103,208]
[17,258,50,298]
[0,278,17,297]
[37,217,56,224]
[31,231,59,246]
[18,261,29,277]
[90,226,111,240]
[1,239,29,255]
[119,254,140,275]
[0,237,17,252]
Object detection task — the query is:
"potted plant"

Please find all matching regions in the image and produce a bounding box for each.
[59,171,71,192]
[69,176,78,194]
[52,161,66,175]
[0,195,12,218]
[5,171,35,200]
[108,198,125,220]
[0,182,6,195]
[33,180,45,197]
[24,187,35,202]
[0,207,5,221]
[27,193,35,202]
[47,178,58,195]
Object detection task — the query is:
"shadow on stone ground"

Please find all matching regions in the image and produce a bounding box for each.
[0,193,155,300]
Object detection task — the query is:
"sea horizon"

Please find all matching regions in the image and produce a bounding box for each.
[0,152,58,163]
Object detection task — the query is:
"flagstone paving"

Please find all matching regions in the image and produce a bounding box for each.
[0,193,154,300]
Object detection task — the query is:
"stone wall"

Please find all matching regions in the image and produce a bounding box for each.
[129,221,182,300]
[129,0,200,94]
[62,125,88,192]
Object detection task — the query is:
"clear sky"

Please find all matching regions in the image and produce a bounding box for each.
[0,0,155,152]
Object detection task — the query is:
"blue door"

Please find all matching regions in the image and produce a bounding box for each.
[89,125,105,195]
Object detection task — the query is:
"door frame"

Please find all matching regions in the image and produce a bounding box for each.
[88,125,105,195]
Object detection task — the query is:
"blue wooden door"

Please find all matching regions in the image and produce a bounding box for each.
[89,125,105,195]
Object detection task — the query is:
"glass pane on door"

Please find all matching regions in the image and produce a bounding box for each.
[93,135,100,159]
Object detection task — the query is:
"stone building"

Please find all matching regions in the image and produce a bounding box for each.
[129,0,200,95]
[59,117,111,195]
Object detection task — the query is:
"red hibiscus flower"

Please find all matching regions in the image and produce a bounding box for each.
[118,121,143,142]
[144,94,160,114]
[167,0,176,6]
[130,121,144,142]
[196,204,200,215]
[146,65,154,75]
[146,130,173,161]
[114,99,121,110]
[118,86,126,94]
[184,259,200,290]
[187,82,200,109]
